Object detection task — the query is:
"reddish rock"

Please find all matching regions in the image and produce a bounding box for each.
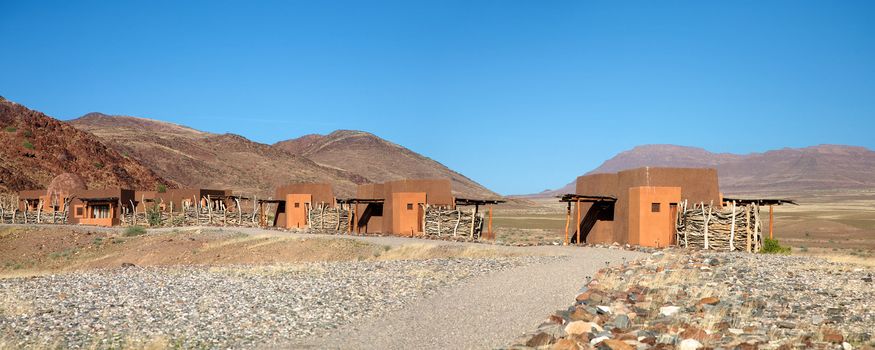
[603,339,634,350]
[526,332,555,347]
[551,338,580,350]
[822,328,844,343]
[698,296,719,305]
[569,307,595,321]
[548,314,566,324]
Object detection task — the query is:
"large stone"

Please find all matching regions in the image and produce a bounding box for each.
[823,328,844,343]
[565,321,602,336]
[697,296,719,305]
[602,339,634,350]
[659,306,680,317]
[678,338,703,350]
[613,314,630,330]
[551,339,580,350]
[526,332,555,347]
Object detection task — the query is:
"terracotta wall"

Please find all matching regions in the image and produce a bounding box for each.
[354,179,453,235]
[575,167,721,245]
[628,186,681,247]
[273,183,335,228]
[67,189,135,226]
[391,192,426,236]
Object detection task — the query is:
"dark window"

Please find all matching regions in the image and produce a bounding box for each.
[407,203,413,210]
[294,202,300,208]
[75,207,84,217]
[651,203,661,212]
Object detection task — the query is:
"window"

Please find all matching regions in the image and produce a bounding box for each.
[91,204,111,219]
[651,203,661,213]
[407,203,413,210]
[294,202,300,208]
[74,206,84,218]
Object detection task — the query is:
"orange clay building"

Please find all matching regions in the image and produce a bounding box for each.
[563,167,722,247]
[272,183,336,229]
[349,179,469,236]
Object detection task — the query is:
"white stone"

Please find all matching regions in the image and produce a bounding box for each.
[596,305,612,314]
[590,336,609,345]
[679,339,703,350]
[659,306,681,316]
[843,342,853,350]
[728,328,743,335]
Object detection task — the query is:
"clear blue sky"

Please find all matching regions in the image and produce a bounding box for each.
[2,1,874,195]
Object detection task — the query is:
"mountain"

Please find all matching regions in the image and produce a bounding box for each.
[523,144,875,197]
[274,131,499,199]
[0,97,168,193]
[69,113,368,197]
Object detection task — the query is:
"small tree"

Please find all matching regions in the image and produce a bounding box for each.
[22,140,34,150]
[156,183,167,193]
[146,203,162,227]
[760,238,791,254]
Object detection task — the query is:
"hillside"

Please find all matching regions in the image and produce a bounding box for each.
[525,144,875,197]
[0,97,168,193]
[70,113,367,197]
[274,131,499,199]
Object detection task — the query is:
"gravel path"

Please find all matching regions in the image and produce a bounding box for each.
[294,246,644,349]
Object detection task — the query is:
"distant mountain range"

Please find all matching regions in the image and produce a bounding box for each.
[0,97,498,198]
[524,144,875,197]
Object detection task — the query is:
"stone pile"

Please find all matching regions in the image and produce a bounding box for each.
[511,250,875,350]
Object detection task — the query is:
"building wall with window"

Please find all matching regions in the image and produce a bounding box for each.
[273,183,335,229]
[354,179,453,236]
[574,167,721,246]
[67,189,135,227]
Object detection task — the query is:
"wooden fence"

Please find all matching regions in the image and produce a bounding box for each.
[676,200,763,252]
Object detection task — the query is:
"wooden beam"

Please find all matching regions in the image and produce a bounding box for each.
[575,199,581,245]
[564,202,570,246]
[487,205,493,240]
[769,204,774,240]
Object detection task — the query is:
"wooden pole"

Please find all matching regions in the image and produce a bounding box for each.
[729,201,736,251]
[746,205,752,253]
[575,199,581,245]
[769,204,774,240]
[488,205,493,240]
[564,202,571,246]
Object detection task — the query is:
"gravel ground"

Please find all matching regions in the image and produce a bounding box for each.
[512,250,875,349]
[296,246,644,349]
[0,257,547,349]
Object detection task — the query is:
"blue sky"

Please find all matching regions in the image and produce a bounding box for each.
[2,1,874,195]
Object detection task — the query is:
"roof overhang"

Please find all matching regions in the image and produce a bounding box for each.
[723,197,798,206]
[454,198,506,206]
[558,194,617,203]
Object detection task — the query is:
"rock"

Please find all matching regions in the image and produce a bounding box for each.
[565,321,602,336]
[613,314,630,330]
[120,262,137,268]
[811,315,824,325]
[697,296,719,305]
[602,339,634,350]
[597,305,612,315]
[823,328,844,343]
[776,321,796,329]
[590,335,610,345]
[678,338,703,350]
[659,306,680,317]
[842,342,853,350]
[703,257,719,266]
[526,332,555,347]
[551,338,580,350]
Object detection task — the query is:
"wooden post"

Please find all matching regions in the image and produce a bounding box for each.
[488,205,493,240]
[769,204,774,240]
[575,199,581,245]
[564,202,571,246]
[729,201,736,251]
[469,207,476,239]
[259,202,265,227]
[746,205,752,253]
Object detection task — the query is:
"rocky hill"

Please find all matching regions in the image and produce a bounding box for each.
[0,97,168,192]
[69,113,367,197]
[524,144,875,197]
[274,131,499,199]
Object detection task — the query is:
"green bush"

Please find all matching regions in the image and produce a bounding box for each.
[760,238,791,254]
[146,204,162,227]
[22,140,34,149]
[156,183,167,193]
[22,130,33,138]
[124,226,147,236]
[4,126,17,132]
[94,162,104,169]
